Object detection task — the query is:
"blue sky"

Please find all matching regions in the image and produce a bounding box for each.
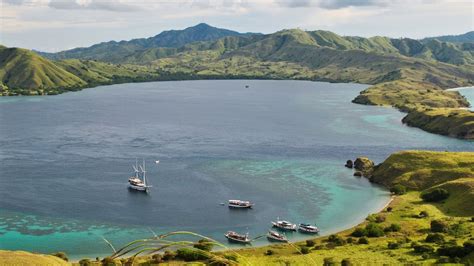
[1,0,473,52]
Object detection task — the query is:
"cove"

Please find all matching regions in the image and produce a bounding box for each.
[0,80,472,260]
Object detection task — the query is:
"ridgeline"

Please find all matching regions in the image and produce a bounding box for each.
[1,24,474,139]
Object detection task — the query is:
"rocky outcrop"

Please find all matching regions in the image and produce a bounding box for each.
[345,160,353,168]
[354,157,375,177]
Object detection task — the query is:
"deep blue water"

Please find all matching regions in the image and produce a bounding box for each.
[0,80,472,259]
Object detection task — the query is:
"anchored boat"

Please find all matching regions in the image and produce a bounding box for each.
[266,230,288,242]
[228,200,253,209]
[272,220,297,231]
[128,159,152,192]
[298,223,320,234]
[225,231,251,244]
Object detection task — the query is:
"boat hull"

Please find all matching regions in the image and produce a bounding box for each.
[266,236,288,243]
[228,205,252,209]
[128,183,149,192]
[225,236,251,244]
[298,228,319,234]
[272,222,297,231]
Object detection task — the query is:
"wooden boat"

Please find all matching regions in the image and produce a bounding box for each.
[128,159,153,192]
[271,220,297,231]
[298,223,320,234]
[266,230,288,242]
[225,231,251,244]
[228,200,253,209]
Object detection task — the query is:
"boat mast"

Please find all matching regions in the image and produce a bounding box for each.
[142,158,146,186]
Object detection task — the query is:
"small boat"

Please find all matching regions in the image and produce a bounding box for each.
[272,220,297,231]
[298,223,320,234]
[245,85,249,88]
[228,200,253,209]
[266,230,288,243]
[128,159,152,192]
[225,231,251,244]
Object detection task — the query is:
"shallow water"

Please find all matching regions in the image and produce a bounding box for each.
[0,80,472,259]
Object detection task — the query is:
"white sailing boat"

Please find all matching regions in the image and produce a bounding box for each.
[128,159,153,192]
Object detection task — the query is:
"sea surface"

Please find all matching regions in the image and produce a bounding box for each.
[0,80,473,259]
[457,86,474,110]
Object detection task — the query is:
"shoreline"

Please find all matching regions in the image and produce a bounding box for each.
[68,194,395,262]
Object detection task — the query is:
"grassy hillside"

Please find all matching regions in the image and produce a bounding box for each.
[0,250,69,266]
[0,46,86,95]
[370,150,474,190]
[402,108,474,139]
[432,178,474,216]
[0,48,164,95]
[41,23,255,63]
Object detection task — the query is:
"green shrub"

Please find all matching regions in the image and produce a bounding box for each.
[194,239,214,251]
[390,184,406,195]
[341,258,353,266]
[425,233,445,243]
[265,249,274,256]
[351,227,367,237]
[300,246,310,254]
[413,244,434,254]
[151,254,162,263]
[162,250,176,261]
[101,257,117,266]
[421,188,449,202]
[224,254,238,262]
[366,223,385,237]
[437,244,470,258]
[430,219,449,233]
[388,241,400,249]
[448,222,469,237]
[176,248,211,262]
[358,237,369,244]
[346,237,354,244]
[79,259,91,266]
[323,257,336,266]
[306,239,316,247]
[327,234,346,246]
[51,252,68,262]
[464,240,474,252]
[384,223,401,232]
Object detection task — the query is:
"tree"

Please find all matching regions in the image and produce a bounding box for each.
[366,223,385,237]
[425,233,445,243]
[421,188,449,202]
[390,184,406,195]
[431,220,449,233]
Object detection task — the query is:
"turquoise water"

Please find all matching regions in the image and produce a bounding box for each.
[0,80,472,260]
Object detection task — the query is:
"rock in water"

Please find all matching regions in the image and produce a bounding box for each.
[345,160,353,168]
[354,157,374,171]
[353,171,362,177]
[354,157,375,177]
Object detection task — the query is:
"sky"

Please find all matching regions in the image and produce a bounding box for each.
[1,0,473,52]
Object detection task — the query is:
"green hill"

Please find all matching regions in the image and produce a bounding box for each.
[0,46,86,95]
[41,27,474,66]
[0,251,69,266]
[0,46,161,95]
[370,150,474,190]
[40,23,256,63]
[431,178,474,216]
[422,31,474,43]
